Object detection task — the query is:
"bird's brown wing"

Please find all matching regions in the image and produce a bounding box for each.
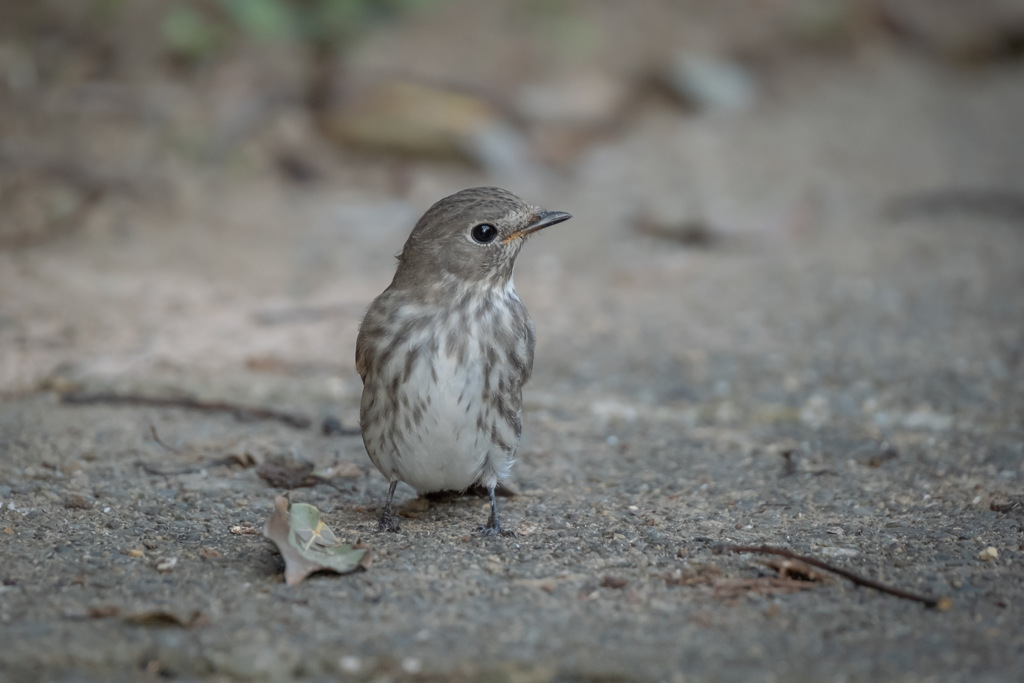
[355,289,400,383]
[519,309,537,387]
[355,300,382,384]
[355,325,370,383]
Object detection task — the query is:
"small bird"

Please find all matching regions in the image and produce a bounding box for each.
[356,187,572,535]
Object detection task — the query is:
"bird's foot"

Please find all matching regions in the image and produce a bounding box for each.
[476,523,517,538]
[376,511,401,533]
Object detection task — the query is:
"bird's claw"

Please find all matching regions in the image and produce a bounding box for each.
[476,524,517,538]
[376,513,401,533]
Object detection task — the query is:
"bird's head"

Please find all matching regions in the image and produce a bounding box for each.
[393,187,572,289]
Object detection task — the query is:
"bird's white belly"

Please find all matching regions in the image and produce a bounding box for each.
[398,353,488,491]
[361,327,514,493]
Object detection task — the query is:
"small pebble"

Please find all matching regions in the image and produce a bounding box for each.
[156,557,178,572]
[602,576,628,589]
[64,494,92,510]
[977,546,998,562]
[338,656,360,673]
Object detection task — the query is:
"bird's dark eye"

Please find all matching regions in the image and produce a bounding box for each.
[470,223,499,244]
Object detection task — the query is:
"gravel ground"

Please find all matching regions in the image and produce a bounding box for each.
[2,12,1024,682]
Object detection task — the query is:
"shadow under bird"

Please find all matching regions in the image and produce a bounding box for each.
[355,187,573,535]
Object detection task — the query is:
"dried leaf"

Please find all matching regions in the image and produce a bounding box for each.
[990,497,1023,513]
[262,496,369,585]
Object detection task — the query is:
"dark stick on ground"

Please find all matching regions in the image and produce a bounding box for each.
[61,391,313,429]
[714,544,951,610]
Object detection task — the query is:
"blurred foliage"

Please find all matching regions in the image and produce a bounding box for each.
[161,0,438,61]
[0,0,441,83]
[163,4,226,59]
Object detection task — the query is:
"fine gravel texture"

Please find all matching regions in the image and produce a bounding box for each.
[2,28,1024,683]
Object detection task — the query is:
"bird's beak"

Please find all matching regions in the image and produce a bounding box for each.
[503,210,573,244]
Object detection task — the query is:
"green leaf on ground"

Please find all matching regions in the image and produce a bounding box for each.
[262,496,369,585]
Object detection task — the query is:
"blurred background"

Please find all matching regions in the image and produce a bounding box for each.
[1,0,1022,417]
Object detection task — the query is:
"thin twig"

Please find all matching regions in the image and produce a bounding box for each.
[61,392,312,429]
[714,544,950,610]
[148,425,182,454]
[142,425,254,475]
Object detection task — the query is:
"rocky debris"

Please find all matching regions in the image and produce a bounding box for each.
[663,52,757,113]
[319,80,528,172]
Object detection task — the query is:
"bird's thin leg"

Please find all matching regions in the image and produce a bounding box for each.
[377,480,401,532]
[477,484,516,537]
